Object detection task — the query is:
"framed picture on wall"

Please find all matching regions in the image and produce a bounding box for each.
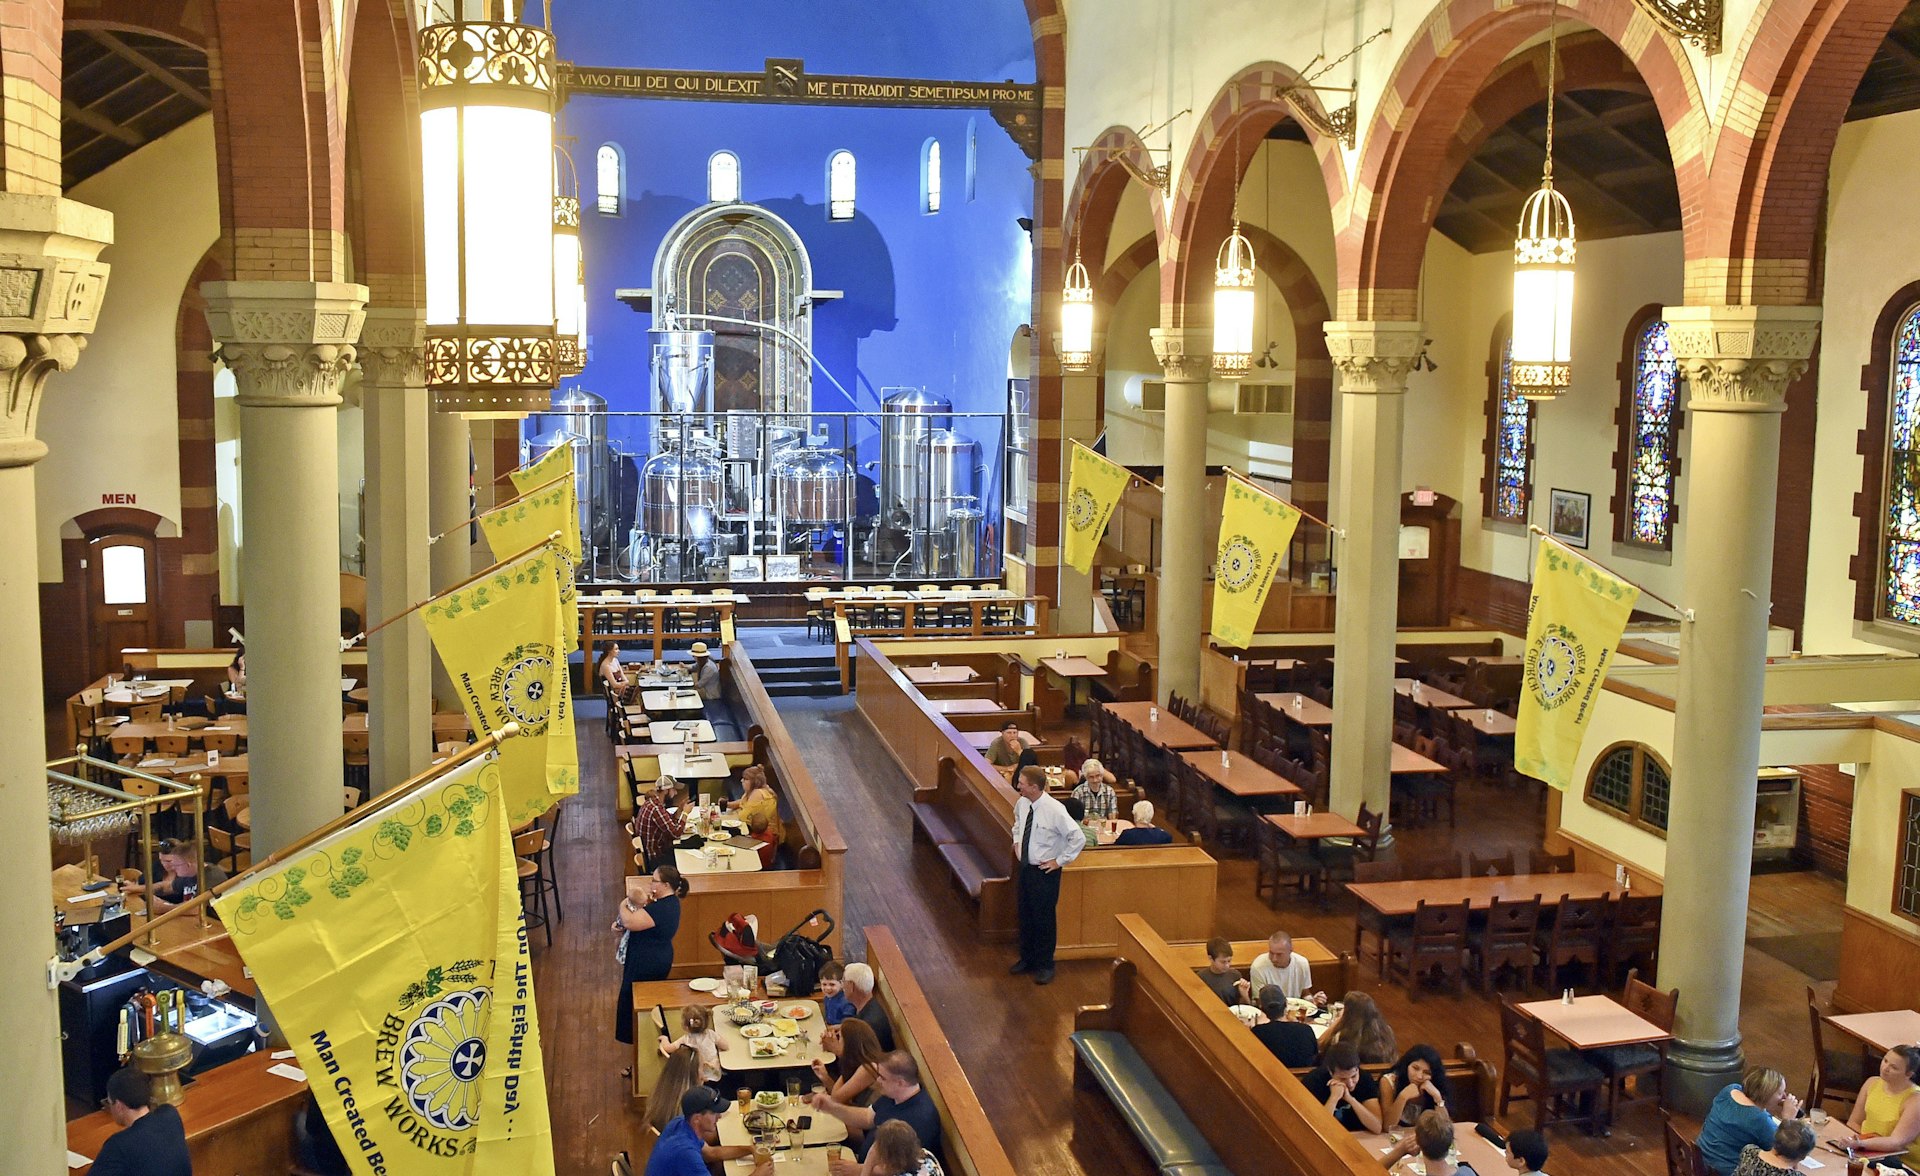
[1549,489,1591,549]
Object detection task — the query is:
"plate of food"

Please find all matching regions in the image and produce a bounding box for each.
[1286,996,1320,1018]
[782,1005,813,1021]
[688,977,722,992]
[740,1023,775,1039]
[1226,1004,1262,1027]
[753,1090,785,1109]
[708,844,735,857]
[725,1003,761,1025]
[757,1000,780,1015]
[748,1039,784,1059]
[769,1018,799,1037]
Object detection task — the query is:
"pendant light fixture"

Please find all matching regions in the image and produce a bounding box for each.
[554,137,587,377]
[1060,243,1095,373]
[419,0,559,417]
[1511,4,1576,401]
[1213,129,1255,380]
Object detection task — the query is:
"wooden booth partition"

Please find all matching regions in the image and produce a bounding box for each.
[866,926,1020,1176]
[1077,914,1382,1176]
[67,1047,306,1174]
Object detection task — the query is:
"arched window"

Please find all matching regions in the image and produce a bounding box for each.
[965,118,978,203]
[1584,742,1672,836]
[596,143,623,216]
[1481,327,1532,523]
[1614,313,1681,550]
[708,151,740,203]
[921,139,942,214]
[1885,302,1920,625]
[827,150,856,221]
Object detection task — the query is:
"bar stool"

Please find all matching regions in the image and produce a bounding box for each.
[514,827,556,947]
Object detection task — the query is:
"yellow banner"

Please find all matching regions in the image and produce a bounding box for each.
[1062,444,1131,574]
[1210,478,1301,649]
[481,479,581,564]
[212,754,555,1176]
[1515,543,1641,790]
[507,445,569,498]
[421,549,578,823]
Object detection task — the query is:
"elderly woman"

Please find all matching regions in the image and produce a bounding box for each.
[1113,799,1174,846]
[1070,758,1119,822]
[1698,1067,1800,1176]
[1730,1120,1818,1176]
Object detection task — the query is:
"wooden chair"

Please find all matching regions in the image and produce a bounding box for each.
[1471,896,1541,994]
[1468,849,1516,877]
[1605,893,1664,983]
[513,828,554,947]
[1535,894,1608,991]
[1255,818,1321,907]
[207,826,251,873]
[1586,969,1678,1120]
[1661,1109,1710,1176]
[154,733,190,756]
[109,733,146,762]
[342,730,371,794]
[1806,985,1872,1110]
[128,703,163,724]
[1317,803,1383,894]
[1386,897,1472,999]
[1531,849,1578,874]
[1497,994,1605,1134]
[342,785,362,812]
[201,731,240,755]
[1350,858,1402,976]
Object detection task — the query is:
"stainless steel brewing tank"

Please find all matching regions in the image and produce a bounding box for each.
[948,507,985,578]
[772,447,853,525]
[651,329,715,414]
[548,387,609,554]
[879,388,952,528]
[914,428,980,536]
[639,448,723,538]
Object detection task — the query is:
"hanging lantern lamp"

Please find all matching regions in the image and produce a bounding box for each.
[1510,6,1576,401]
[1213,222,1256,379]
[554,142,587,377]
[1060,247,1095,372]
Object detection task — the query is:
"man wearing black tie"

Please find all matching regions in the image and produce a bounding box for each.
[1008,765,1086,985]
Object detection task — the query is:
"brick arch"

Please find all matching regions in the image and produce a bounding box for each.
[1696,0,1908,306]
[1066,126,1169,280]
[345,0,423,306]
[1342,0,1704,318]
[1162,62,1349,324]
[206,0,351,281]
[173,248,225,631]
[1021,0,1068,601]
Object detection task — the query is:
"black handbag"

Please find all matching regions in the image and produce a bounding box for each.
[767,909,836,996]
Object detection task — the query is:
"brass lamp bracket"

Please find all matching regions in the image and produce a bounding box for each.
[1279,84,1358,149]
[1073,109,1190,195]
[1630,0,1721,53]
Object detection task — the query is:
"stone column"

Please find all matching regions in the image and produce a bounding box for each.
[1658,304,1821,1114]
[358,309,431,790]
[202,281,368,856]
[1149,327,1211,702]
[1052,332,1105,632]
[1323,321,1424,824]
[427,411,469,709]
[0,193,111,1176]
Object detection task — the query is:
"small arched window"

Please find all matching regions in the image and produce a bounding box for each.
[1885,302,1920,625]
[921,139,942,214]
[1482,327,1533,523]
[596,143,623,216]
[1584,742,1672,836]
[965,118,979,203]
[708,151,740,203]
[1615,313,1681,549]
[827,150,856,221]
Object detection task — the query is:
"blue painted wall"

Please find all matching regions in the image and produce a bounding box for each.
[541,0,1036,529]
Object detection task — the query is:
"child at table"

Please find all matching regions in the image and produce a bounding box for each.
[819,961,856,1025]
[659,1003,727,1087]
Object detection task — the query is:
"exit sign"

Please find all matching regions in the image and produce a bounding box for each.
[101,493,136,504]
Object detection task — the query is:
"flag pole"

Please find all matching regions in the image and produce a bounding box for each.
[1222,466,1345,538]
[1526,523,1689,618]
[350,532,563,646]
[489,445,566,487]
[69,725,523,969]
[427,472,574,546]
[1070,439,1164,493]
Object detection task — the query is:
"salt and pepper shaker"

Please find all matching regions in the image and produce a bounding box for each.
[1562,987,1574,1005]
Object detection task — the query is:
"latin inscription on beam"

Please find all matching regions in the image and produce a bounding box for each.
[558,61,1039,110]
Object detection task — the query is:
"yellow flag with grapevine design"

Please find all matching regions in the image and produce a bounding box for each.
[1062,443,1131,574]
[478,480,581,652]
[212,753,556,1176]
[1210,478,1301,649]
[421,548,578,823]
[1515,543,1641,790]
[507,444,570,498]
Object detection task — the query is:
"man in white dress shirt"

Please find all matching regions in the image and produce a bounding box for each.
[1248,930,1313,999]
[1008,765,1085,986]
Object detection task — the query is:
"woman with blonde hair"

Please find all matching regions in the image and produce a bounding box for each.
[1698,1067,1799,1176]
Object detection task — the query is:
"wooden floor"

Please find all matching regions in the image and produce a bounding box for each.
[521,695,1849,1175]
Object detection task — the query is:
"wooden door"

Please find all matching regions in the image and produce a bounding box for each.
[87,534,158,679]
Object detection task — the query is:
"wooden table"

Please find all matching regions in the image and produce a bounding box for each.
[1178,749,1300,799]
[930,697,1004,715]
[904,665,978,684]
[1390,743,1447,775]
[1358,1122,1510,1176]
[1248,657,1302,671]
[1457,708,1518,737]
[1040,655,1107,711]
[723,1149,831,1175]
[51,864,228,953]
[1826,1009,1920,1054]
[712,998,829,1072]
[103,685,178,707]
[67,1047,308,1174]
[658,748,733,780]
[1104,701,1218,750]
[1394,678,1474,710]
[342,711,471,738]
[642,687,705,712]
[346,687,369,703]
[115,719,247,742]
[1257,692,1335,727]
[716,1098,849,1147]
[1263,811,1365,841]
[1347,872,1623,919]
[675,844,763,875]
[134,751,250,778]
[650,719,717,742]
[1520,993,1673,1049]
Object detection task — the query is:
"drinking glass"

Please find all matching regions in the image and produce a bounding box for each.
[785,1076,801,1104]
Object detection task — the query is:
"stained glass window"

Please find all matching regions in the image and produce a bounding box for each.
[1584,743,1672,837]
[1639,758,1671,831]
[1489,335,1532,522]
[595,144,621,216]
[1898,792,1920,920]
[1589,747,1635,813]
[827,151,856,221]
[708,151,740,203]
[1884,305,1920,625]
[1626,319,1679,548]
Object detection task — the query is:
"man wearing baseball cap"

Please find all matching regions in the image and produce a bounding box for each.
[645,1087,769,1176]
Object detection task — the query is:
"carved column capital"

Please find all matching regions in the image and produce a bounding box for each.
[1051,331,1107,374]
[0,333,86,467]
[0,193,114,467]
[1662,305,1822,414]
[358,307,429,392]
[1149,327,1212,383]
[202,280,369,408]
[1322,320,1426,396]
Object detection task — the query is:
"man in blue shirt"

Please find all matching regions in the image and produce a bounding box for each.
[645,1088,771,1176]
[809,1050,941,1169]
[1007,766,1086,985]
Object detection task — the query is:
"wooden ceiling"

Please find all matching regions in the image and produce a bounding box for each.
[1849,0,1920,121]
[61,28,209,189]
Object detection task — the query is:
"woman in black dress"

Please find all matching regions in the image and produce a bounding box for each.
[613,864,688,1045]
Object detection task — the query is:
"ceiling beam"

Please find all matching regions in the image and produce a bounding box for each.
[88,29,210,110]
[61,99,143,147]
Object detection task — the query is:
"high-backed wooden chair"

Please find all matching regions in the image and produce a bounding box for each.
[1587,969,1677,1119]
[1536,894,1607,990]
[513,827,554,947]
[1469,849,1516,877]
[1387,897,1472,999]
[1661,1109,1710,1176]
[1498,995,1604,1134]
[1806,985,1872,1110]
[1606,893,1664,982]
[1470,895,1541,994]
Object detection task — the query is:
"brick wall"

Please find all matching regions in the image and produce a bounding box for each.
[1796,762,1854,878]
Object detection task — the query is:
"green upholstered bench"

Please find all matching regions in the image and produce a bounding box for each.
[1070,1029,1229,1176]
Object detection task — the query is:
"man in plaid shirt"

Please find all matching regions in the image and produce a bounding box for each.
[631,776,685,871]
